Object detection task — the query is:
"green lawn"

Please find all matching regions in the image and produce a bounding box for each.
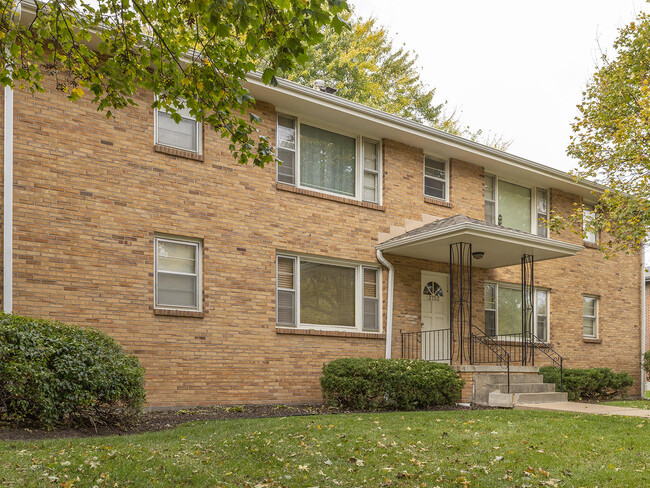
[602,399,650,410]
[1,409,650,487]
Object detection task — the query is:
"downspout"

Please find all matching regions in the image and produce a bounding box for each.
[377,249,394,359]
[3,1,20,314]
[641,244,646,397]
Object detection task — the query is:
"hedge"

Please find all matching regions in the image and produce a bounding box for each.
[539,366,634,401]
[320,358,463,411]
[0,313,146,428]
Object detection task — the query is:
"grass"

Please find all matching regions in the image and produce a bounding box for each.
[602,399,650,410]
[1,409,650,487]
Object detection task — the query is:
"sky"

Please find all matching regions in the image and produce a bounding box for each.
[351,0,649,173]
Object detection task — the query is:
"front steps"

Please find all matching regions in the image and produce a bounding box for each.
[451,365,567,407]
[476,371,567,407]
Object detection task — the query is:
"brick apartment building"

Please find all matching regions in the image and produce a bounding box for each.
[1,69,645,407]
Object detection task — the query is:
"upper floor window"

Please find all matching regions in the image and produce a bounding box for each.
[484,283,549,341]
[155,236,202,311]
[424,156,448,201]
[276,254,381,332]
[484,175,548,236]
[582,295,598,338]
[276,114,381,204]
[583,205,597,244]
[155,101,202,153]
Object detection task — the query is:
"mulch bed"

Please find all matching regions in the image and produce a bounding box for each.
[0,403,490,442]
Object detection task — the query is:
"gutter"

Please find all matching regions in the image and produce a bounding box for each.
[376,250,394,359]
[3,2,20,314]
[642,247,646,397]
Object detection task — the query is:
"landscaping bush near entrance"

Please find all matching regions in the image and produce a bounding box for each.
[0,313,145,428]
[540,366,634,401]
[320,358,463,410]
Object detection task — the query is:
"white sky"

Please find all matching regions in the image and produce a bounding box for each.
[351,0,649,173]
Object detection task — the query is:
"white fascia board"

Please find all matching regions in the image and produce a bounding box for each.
[377,221,583,255]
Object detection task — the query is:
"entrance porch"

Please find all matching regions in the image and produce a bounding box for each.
[377,215,582,402]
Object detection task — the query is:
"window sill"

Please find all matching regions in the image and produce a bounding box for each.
[276,183,385,211]
[424,196,452,208]
[276,327,385,339]
[154,144,204,162]
[154,308,204,318]
[583,337,602,344]
[583,241,599,249]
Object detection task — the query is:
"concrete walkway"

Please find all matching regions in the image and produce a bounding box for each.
[516,402,650,418]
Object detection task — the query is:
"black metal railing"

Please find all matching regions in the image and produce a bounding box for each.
[401,329,451,362]
[530,333,564,392]
[469,326,511,392]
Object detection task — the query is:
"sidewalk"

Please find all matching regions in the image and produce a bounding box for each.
[515,402,650,418]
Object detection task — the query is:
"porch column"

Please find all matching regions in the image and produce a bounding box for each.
[521,254,534,365]
[450,242,472,364]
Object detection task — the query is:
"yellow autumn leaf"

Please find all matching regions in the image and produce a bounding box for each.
[71,87,84,98]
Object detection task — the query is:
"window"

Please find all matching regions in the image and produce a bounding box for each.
[484,283,549,340]
[424,156,448,200]
[483,176,548,236]
[276,254,381,331]
[155,102,202,153]
[276,114,381,203]
[583,295,598,338]
[155,236,201,311]
[583,205,597,244]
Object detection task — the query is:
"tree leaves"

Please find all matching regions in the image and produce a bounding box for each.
[0,0,349,168]
[567,11,650,254]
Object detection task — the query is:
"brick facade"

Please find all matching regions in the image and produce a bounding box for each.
[0,76,643,407]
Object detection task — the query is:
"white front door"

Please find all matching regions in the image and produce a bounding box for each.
[421,271,450,362]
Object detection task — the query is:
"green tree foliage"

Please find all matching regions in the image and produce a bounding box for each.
[565,11,650,254]
[0,0,349,167]
[286,14,511,150]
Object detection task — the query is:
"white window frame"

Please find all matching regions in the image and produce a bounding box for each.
[484,282,550,342]
[275,253,382,333]
[582,294,599,339]
[583,205,597,244]
[423,155,449,202]
[154,235,202,312]
[484,175,549,237]
[275,113,382,204]
[154,99,203,154]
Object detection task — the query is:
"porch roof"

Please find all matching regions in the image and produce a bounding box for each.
[377,215,583,268]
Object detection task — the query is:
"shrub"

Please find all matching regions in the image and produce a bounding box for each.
[0,313,146,428]
[320,358,463,411]
[643,351,650,382]
[539,366,634,401]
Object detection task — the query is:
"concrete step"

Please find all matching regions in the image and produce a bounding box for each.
[489,391,568,408]
[482,373,544,384]
[485,382,556,394]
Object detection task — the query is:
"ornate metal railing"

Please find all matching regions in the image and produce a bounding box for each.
[469,326,511,392]
[530,333,564,392]
[401,329,451,362]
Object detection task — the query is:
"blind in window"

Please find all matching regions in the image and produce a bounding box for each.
[363,268,379,331]
[300,261,355,326]
[277,256,296,325]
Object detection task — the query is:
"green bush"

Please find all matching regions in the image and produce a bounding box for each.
[540,366,634,401]
[320,358,463,411]
[0,313,146,428]
[643,351,650,382]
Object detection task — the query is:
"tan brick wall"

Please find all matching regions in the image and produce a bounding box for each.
[3,76,643,406]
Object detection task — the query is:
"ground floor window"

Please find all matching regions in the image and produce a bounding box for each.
[276,254,380,332]
[154,236,202,311]
[484,283,548,341]
[583,295,598,338]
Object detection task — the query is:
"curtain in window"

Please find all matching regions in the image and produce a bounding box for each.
[157,111,197,152]
[497,287,522,335]
[300,261,355,326]
[498,181,531,232]
[300,124,356,196]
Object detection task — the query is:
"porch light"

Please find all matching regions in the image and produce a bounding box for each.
[472,251,485,260]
